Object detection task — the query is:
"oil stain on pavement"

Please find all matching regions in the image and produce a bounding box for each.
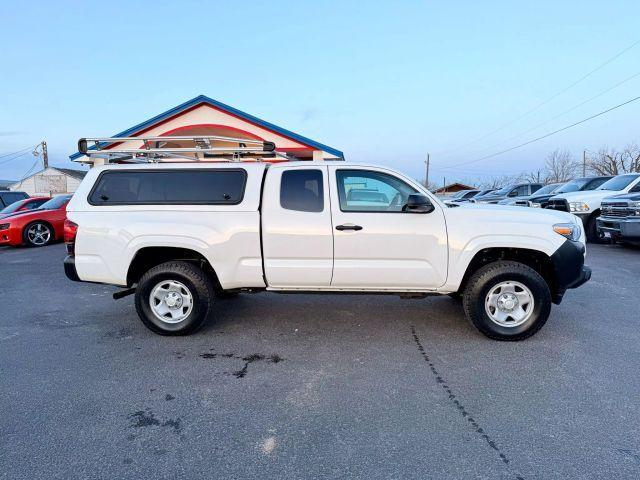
[198,351,284,378]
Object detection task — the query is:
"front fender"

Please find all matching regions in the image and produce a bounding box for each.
[442,233,563,292]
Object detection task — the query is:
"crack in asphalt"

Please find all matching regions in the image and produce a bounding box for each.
[411,325,525,480]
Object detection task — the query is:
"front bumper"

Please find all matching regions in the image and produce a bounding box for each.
[596,217,640,240]
[0,226,22,246]
[549,240,591,304]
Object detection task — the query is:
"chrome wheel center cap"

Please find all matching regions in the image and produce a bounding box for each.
[164,292,183,308]
[497,293,518,311]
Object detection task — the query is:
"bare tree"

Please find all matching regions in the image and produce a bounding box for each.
[475,174,523,189]
[586,144,640,175]
[419,179,441,192]
[522,169,544,183]
[543,149,579,183]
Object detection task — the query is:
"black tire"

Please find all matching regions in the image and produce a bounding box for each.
[22,221,53,247]
[586,215,606,244]
[462,261,552,341]
[134,261,215,336]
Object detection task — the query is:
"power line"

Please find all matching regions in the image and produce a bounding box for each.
[14,157,41,187]
[0,144,37,160]
[438,70,640,168]
[444,95,640,169]
[436,38,640,159]
[0,149,34,167]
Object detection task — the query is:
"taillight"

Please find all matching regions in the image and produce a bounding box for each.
[64,219,78,255]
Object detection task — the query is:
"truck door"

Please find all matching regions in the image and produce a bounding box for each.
[261,165,333,288]
[328,166,448,289]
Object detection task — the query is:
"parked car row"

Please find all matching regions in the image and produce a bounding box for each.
[546,173,640,243]
[443,173,639,244]
[0,193,72,247]
[3,172,639,249]
[443,188,497,205]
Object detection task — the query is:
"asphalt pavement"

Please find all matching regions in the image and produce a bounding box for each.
[1,243,639,479]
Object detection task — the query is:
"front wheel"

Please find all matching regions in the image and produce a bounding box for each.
[134,261,215,335]
[23,222,53,247]
[462,261,552,341]
[586,215,606,244]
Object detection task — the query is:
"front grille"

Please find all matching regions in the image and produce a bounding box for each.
[546,199,569,212]
[601,202,632,218]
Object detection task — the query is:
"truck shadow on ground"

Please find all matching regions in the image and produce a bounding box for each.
[199,292,475,338]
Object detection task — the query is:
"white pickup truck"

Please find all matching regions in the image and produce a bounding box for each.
[64,161,591,340]
[546,173,640,242]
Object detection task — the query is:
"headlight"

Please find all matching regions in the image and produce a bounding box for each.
[569,202,590,213]
[529,202,541,208]
[553,223,581,241]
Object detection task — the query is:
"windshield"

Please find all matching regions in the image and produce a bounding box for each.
[451,190,470,199]
[534,184,560,195]
[492,186,513,195]
[0,200,26,214]
[39,195,71,210]
[555,179,589,193]
[597,175,639,191]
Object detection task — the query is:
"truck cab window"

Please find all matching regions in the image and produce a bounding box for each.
[336,170,417,212]
[280,169,324,212]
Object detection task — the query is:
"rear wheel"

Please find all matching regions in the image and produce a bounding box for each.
[134,261,215,335]
[462,261,551,341]
[23,222,53,247]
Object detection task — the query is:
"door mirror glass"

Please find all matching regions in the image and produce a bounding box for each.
[403,194,434,213]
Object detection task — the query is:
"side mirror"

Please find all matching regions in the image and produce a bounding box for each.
[403,194,435,213]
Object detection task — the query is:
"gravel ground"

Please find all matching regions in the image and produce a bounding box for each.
[1,243,639,479]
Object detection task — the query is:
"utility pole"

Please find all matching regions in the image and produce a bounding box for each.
[424,153,430,188]
[41,141,48,169]
[582,150,586,177]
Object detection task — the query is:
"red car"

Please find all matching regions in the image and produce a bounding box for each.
[0,196,50,220]
[0,195,72,247]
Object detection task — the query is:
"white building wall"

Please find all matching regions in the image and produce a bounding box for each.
[9,167,84,196]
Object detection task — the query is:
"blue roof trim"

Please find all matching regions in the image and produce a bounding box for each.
[69,95,344,160]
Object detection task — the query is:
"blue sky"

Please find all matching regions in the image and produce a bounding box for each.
[0,1,638,185]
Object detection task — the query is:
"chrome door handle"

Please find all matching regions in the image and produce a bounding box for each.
[335,224,363,231]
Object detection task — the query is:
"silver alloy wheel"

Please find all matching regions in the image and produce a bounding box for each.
[149,280,194,324]
[27,223,51,246]
[484,281,534,327]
